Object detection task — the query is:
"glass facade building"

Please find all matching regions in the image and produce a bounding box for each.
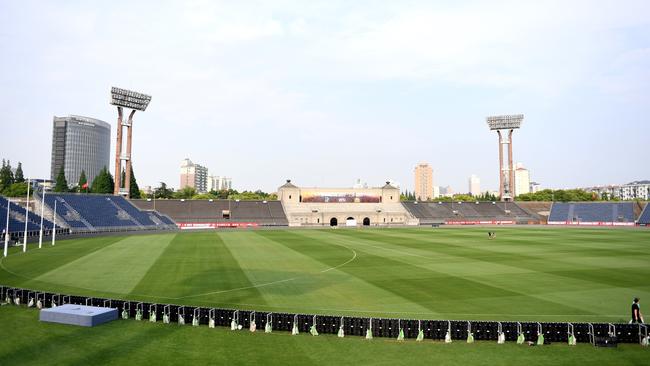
[50,115,111,187]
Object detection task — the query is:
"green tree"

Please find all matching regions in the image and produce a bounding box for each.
[54,166,68,192]
[516,189,599,202]
[192,193,218,200]
[91,167,114,194]
[153,182,174,199]
[174,186,197,199]
[0,160,15,193]
[227,190,277,201]
[209,189,238,199]
[474,191,498,202]
[451,194,475,202]
[129,166,141,199]
[78,170,88,193]
[14,162,25,183]
[3,182,28,197]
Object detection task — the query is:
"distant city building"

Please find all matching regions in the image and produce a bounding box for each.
[530,181,541,193]
[143,185,153,195]
[620,181,650,200]
[50,115,111,186]
[440,185,454,197]
[180,158,208,193]
[353,178,368,189]
[208,175,232,191]
[514,162,531,197]
[414,163,433,201]
[469,174,481,196]
[584,180,650,200]
[433,186,440,199]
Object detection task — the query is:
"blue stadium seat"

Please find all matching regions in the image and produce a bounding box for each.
[0,196,54,234]
[41,193,177,232]
[548,202,635,223]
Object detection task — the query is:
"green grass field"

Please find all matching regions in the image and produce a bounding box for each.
[1,306,648,366]
[1,227,649,322]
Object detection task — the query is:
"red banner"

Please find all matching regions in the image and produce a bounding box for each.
[445,220,515,225]
[547,221,635,226]
[178,222,259,229]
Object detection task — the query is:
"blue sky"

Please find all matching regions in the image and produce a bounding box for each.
[1,0,649,193]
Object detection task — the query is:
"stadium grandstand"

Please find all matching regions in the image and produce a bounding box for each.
[131,199,288,227]
[35,193,176,233]
[548,202,636,226]
[402,201,540,225]
[0,196,62,241]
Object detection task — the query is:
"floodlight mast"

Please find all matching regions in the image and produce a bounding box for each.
[486,114,523,201]
[110,87,151,198]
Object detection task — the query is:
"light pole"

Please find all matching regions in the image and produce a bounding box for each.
[23,178,30,252]
[3,199,9,257]
[111,87,151,198]
[39,189,45,248]
[51,200,57,246]
[487,115,523,201]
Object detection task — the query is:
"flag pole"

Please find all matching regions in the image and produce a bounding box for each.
[52,200,57,246]
[39,189,45,248]
[3,199,9,257]
[23,178,30,252]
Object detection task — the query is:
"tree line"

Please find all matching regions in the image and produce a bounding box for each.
[515,189,600,202]
[148,183,277,201]
[400,189,499,202]
[400,187,635,202]
[0,159,141,198]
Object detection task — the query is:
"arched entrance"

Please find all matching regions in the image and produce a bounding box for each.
[363,217,370,226]
[346,217,356,226]
[330,217,338,226]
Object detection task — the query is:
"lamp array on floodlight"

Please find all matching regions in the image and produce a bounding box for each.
[486,114,523,130]
[110,87,151,111]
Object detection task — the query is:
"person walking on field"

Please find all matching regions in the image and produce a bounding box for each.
[631,297,644,324]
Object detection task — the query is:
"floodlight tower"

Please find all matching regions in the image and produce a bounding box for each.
[110,87,151,198]
[486,114,523,201]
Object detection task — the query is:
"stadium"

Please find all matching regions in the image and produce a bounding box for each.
[1,106,649,365]
[1,178,650,363]
[2,2,650,365]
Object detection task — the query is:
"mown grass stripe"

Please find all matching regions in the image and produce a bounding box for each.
[306,229,600,318]
[0,235,126,286]
[31,233,176,296]
[255,230,436,316]
[129,231,268,306]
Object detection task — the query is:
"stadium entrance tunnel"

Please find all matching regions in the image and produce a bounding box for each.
[363,217,370,226]
[330,218,338,226]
